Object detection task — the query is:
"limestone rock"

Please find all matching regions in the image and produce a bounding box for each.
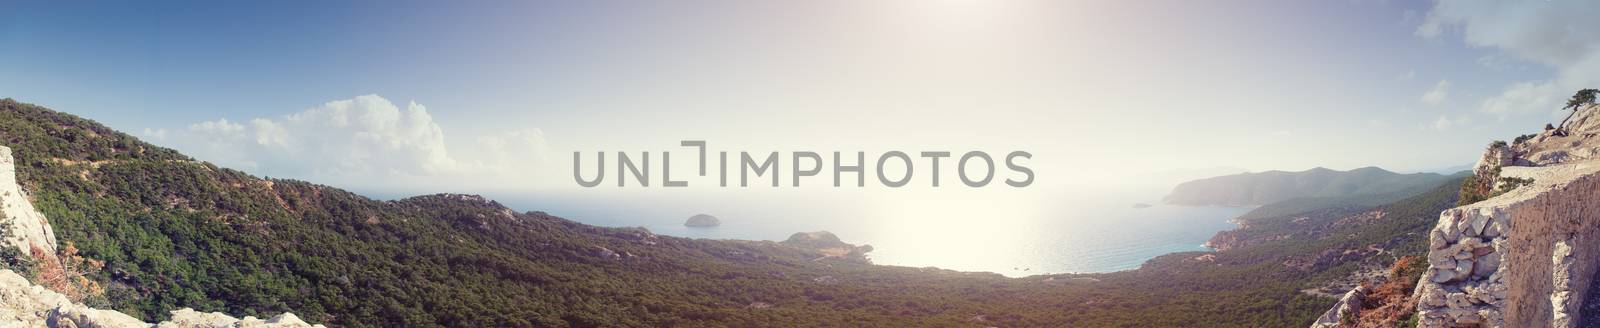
[1310,286,1367,327]
[1430,269,1456,284]
[0,146,58,260]
[158,309,320,328]
[1473,251,1500,278]
[1469,214,1490,236]
[0,269,325,328]
[1429,230,1448,250]
[49,305,149,328]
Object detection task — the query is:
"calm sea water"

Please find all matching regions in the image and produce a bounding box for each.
[484,187,1248,277]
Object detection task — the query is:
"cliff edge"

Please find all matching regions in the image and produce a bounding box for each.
[1,146,57,263]
[1413,103,1600,327]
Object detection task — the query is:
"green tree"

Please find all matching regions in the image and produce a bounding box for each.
[1558,88,1599,133]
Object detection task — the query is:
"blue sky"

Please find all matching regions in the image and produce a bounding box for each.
[1,0,1594,194]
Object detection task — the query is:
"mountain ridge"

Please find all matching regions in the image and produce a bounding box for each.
[1164,166,1453,207]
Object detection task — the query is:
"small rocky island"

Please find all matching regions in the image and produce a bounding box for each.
[684,214,721,227]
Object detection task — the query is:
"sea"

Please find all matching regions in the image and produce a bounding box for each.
[480,186,1250,278]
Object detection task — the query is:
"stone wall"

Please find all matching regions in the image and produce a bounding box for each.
[1414,161,1600,327]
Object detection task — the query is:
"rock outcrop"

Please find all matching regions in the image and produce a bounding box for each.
[1312,285,1367,327]
[0,146,58,260]
[1413,104,1600,327]
[0,269,323,327]
[0,145,323,328]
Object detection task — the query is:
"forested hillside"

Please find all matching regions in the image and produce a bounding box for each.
[0,98,1459,327]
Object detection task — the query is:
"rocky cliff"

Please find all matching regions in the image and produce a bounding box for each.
[0,145,322,328]
[1,146,57,262]
[1412,104,1600,327]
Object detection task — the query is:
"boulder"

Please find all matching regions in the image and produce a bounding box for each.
[1310,286,1367,327]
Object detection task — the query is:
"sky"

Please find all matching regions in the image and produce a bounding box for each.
[1,0,1596,197]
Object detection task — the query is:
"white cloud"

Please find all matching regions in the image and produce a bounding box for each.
[463,129,551,173]
[141,128,167,140]
[1418,1,1600,119]
[190,118,244,134]
[1417,1,1600,67]
[1476,54,1513,71]
[1430,115,1472,131]
[161,95,551,191]
[1479,81,1560,118]
[1421,80,1451,106]
[1397,69,1416,80]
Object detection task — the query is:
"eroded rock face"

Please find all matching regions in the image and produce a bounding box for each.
[1513,104,1600,167]
[1311,285,1367,327]
[0,146,58,260]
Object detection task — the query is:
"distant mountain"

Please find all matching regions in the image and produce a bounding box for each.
[1231,171,1471,223]
[1140,166,1251,188]
[1420,163,1472,175]
[1163,167,1454,206]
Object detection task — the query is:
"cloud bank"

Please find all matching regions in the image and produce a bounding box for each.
[1419,1,1600,118]
[154,95,550,192]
